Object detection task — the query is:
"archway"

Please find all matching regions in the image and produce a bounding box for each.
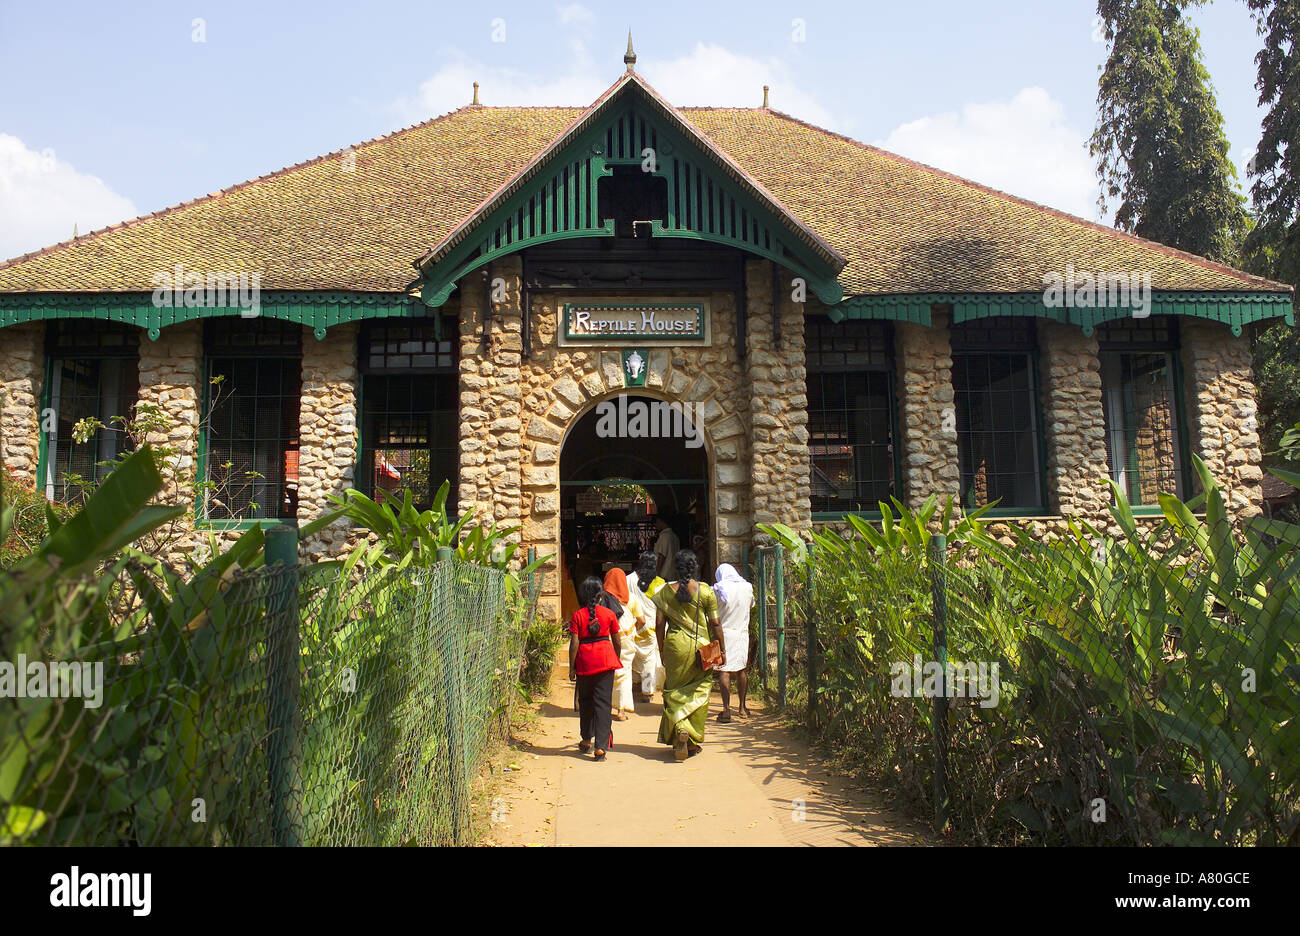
[559,392,711,616]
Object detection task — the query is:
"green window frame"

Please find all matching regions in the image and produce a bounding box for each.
[199,319,302,522]
[39,321,141,505]
[358,320,458,513]
[1098,316,1189,509]
[951,317,1046,513]
[806,318,900,518]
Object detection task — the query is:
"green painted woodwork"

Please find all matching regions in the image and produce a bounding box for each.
[417,88,845,307]
[0,291,425,339]
[829,290,1293,335]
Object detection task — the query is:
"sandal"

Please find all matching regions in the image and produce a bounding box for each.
[717,710,732,723]
[674,729,689,761]
[594,749,606,761]
[578,739,592,753]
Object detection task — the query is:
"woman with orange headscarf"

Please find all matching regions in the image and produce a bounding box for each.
[599,568,639,721]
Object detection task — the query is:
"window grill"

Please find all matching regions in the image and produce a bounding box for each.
[951,318,1044,511]
[806,319,897,513]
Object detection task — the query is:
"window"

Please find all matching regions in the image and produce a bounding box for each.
[1098,316,1185,504]
[43,321,140,503]
[951,318,1044,511]
[202,319,302,520]
[806,318,897,513]
[359,320,458,512]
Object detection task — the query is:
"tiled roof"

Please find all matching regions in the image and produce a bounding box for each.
[0,96,1289,296]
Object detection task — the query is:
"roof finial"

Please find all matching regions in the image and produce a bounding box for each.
[624,30,636,71]
[472,81,480,105]
[73,223,78,239]
[762,85,769,108]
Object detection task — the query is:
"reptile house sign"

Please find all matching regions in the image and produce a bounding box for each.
[559,300,710,346]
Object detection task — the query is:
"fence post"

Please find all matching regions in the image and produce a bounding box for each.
[755,549,767,692]
[775,543,786,710]
[928,533,950,836]
[265,522,301,847]
[805,543,817,727]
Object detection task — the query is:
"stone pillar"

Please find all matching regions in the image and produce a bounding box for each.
[895,310,959,508]
[298,323,358,559]
[459,259,524,533]
[138,321,202,509]
[1180,319,1263,517]
[1038,321,1110,520]
[745,259,811,534]
[0,323,44,487]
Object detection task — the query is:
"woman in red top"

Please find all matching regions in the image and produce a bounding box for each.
[568,576,623,760]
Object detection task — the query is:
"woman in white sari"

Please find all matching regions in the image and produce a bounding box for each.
[601,568,639,720]
[713,563,754,722]
[625,551,665,700]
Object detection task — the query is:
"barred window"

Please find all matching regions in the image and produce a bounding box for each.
[951,318,1044,511]
[806,318,897,513]
[43,321,140,504]
[359,320,458,512]
[202,319,302,520]
[1098,316,1185,503]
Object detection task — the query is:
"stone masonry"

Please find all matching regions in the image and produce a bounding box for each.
[0,322,43,487]
[1037,320,1111,519]
[894,310,960,508]
[1180,319,1263,517]
[137,321,202,509]
[298,323,359,559]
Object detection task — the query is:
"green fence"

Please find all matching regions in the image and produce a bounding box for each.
[0,542,536,846]
[782,509,1300,846]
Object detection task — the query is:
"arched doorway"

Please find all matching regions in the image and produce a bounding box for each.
[559,393,711,617]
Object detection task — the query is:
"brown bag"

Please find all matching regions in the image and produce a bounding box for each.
[687,584,721,671]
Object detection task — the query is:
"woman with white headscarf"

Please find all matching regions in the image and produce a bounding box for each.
[713,563,754,722]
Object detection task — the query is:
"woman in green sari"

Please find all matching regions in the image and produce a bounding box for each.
[653,549,726,760]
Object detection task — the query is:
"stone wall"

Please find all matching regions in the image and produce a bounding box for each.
[138,321,202,508]
[894,311,959,507]
[1037,320,1111,519]
[298,323,359,559]
[0,322,43,487]
[1181,319,1263,517]
[745,260,811,532]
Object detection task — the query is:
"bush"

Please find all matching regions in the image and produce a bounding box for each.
[0,471,74,568]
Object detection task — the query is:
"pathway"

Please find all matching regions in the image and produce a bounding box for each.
[486,662,932,846]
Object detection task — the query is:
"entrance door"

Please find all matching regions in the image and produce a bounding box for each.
[558,394,710,620]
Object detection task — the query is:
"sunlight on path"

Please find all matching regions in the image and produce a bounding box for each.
[488,663,932,846]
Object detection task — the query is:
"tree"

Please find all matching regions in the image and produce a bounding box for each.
[1091,0,1248,263]
[1242,0,1300,459]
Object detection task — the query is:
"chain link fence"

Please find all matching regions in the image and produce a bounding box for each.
[777,508,1300,846]
[1,551,537,846]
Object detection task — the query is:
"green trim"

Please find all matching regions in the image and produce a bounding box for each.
[417,90,844,307]
[194,518,293,532]
[829,290,1294,335]
[0,291,426,338]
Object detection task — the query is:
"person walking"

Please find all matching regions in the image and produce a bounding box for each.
[568,576,623,760]
[601,568,639,721]
[652,513,680,583]
[626,551,665,701]
[712,563,755,721]
[652,549,725,760]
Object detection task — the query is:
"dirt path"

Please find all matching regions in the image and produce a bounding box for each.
[485,663,932,846]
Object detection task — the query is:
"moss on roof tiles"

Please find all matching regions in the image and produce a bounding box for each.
[0,104,1288,297]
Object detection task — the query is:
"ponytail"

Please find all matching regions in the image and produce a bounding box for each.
[577,576,604,637]
[674,549,698,604]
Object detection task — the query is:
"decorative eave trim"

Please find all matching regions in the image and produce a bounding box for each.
[0,291,430,340]
[828,290,1295,336]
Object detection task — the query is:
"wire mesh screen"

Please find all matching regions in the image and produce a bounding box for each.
[788,510,1299,846]
[0,555,537,846]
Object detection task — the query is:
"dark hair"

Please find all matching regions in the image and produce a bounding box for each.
[578,576,605,637]
[634,551,657,593]
[674,549,698,604]
[596,590,624,619]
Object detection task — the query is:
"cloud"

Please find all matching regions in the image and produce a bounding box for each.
[0,134,138,262]
[873,87,1100,221]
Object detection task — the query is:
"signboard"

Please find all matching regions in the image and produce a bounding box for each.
[560,300,710,346]
[574,490,604,513]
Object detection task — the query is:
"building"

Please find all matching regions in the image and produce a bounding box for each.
[0,50,1294,621]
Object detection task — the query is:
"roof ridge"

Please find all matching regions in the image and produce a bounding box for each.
[759,108,1292,294]
[0,104,481,273]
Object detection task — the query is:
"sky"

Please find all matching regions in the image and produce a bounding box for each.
[0,0,1272,262]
